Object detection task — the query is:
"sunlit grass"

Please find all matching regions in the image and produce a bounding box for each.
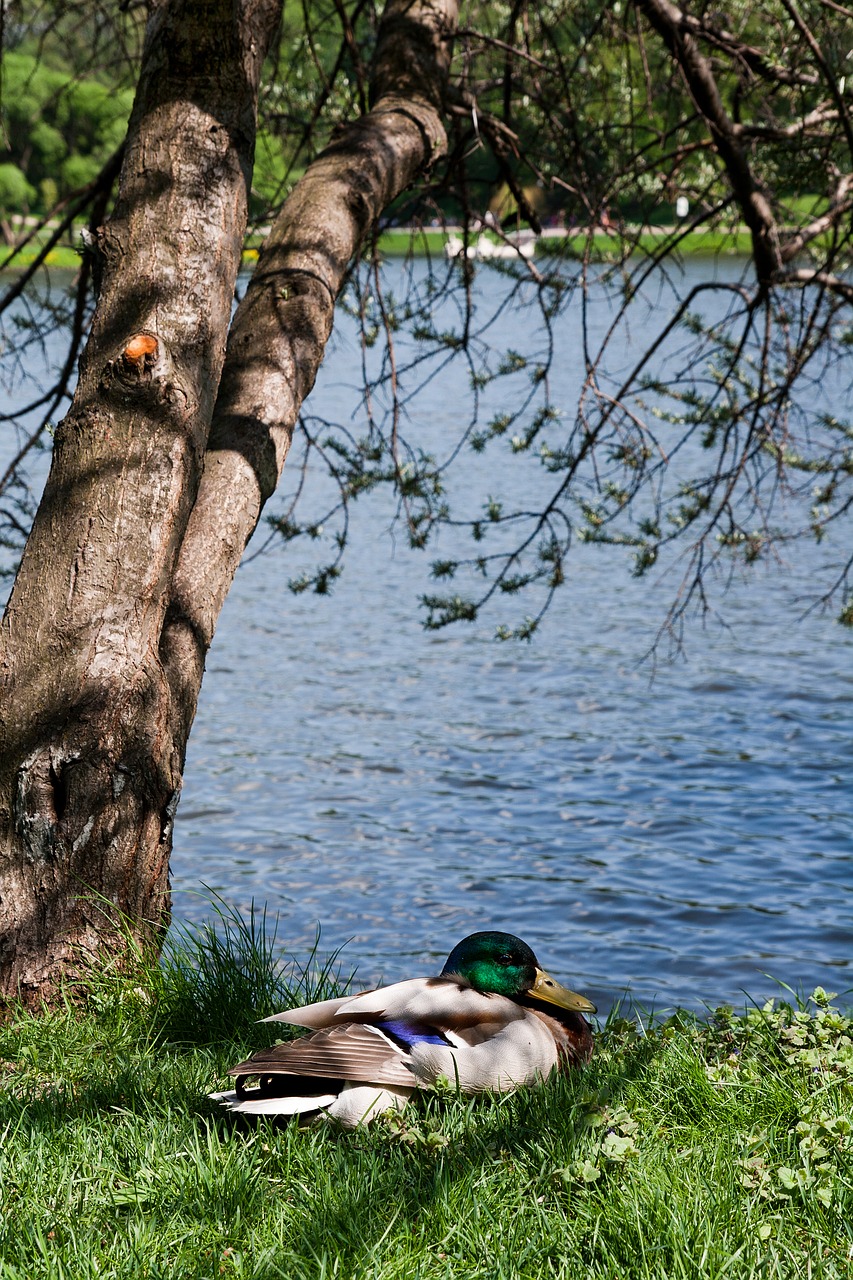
[1,906,851,1279]
[0,225,763,273]
[373,226,757,260]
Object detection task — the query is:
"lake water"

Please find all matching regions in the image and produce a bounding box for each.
[3,257,852,1014]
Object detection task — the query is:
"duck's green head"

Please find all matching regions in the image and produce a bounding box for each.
[441,931,597,1014]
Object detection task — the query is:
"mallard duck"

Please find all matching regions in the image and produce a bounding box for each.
[209,930,596,1127]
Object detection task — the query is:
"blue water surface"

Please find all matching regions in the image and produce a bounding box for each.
[170,257,852,1013]
[3,257,851,1013]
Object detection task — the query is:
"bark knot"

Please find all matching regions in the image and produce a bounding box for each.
[99,332,176,405]
[13,747,77,864]
[121,333,159,373]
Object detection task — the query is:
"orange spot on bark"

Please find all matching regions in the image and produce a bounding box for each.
[123,333,158,364]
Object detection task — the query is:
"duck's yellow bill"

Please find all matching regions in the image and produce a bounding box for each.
[528,967,597,1015]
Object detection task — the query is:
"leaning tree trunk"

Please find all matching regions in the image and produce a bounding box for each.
[0,0,459,1010]
[0,0,282,1007]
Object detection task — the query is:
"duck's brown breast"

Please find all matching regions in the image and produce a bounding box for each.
[530,1009,593,1068]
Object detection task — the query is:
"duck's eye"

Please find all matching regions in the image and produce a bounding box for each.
[498,953,514,965]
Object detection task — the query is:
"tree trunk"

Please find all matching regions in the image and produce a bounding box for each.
[0,0,282,1008]
[0,0,458,1011]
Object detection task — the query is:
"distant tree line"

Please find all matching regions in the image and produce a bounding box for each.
[0,52,132,226]
[4,1,834,235]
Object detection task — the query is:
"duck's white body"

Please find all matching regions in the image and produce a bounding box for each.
[210,970,591,1127]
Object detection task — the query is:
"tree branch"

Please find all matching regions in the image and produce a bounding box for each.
[775,269,853,303]
[780,173,853,263]
[676,12,818,87]
[636,0,782,284]
[734,105,838,141]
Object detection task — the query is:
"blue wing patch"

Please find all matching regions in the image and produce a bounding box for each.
[377,1019,449,1048]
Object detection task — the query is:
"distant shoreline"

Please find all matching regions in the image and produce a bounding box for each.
[1,222,755,273]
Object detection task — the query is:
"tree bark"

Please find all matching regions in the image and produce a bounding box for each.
[0,0,282,1008]
[0,0,458,1010]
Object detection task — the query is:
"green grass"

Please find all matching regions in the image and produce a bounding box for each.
[361,226,756,260]
[0,225,758,273]
[0,240,82,270]
[1,907,852,1279]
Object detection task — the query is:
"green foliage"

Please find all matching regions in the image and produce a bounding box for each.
[0,903,851,1279]
[0,51,132,214]
[59,152,102,192]
[0,162,36,212]
[54,78,132,153]
[250,130,300,219]
[27,122,66,177]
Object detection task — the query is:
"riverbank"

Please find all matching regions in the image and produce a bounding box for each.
[367,224,754,259]
[1,223,754,273]
[1,908,850,1279]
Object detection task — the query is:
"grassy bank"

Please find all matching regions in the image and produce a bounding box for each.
[2,225,755,274]
[1,910,851,1279]
[371,226,755,259]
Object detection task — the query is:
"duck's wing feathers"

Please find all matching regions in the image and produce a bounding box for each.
[261,994,358,1029]
[335,977,522,1030]
[210,1088,339,1115]
[260,977,518,1033]
[228,1022,415,1087]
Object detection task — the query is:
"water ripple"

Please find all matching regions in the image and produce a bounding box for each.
[166,262,853,1014]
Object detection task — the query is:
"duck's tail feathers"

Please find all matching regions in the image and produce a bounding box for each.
[208,1088,336,1116]
[208,1081,413,1126]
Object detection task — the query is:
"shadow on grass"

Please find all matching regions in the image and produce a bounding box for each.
[3,901,852,1278]
[194,1010,659,1278]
